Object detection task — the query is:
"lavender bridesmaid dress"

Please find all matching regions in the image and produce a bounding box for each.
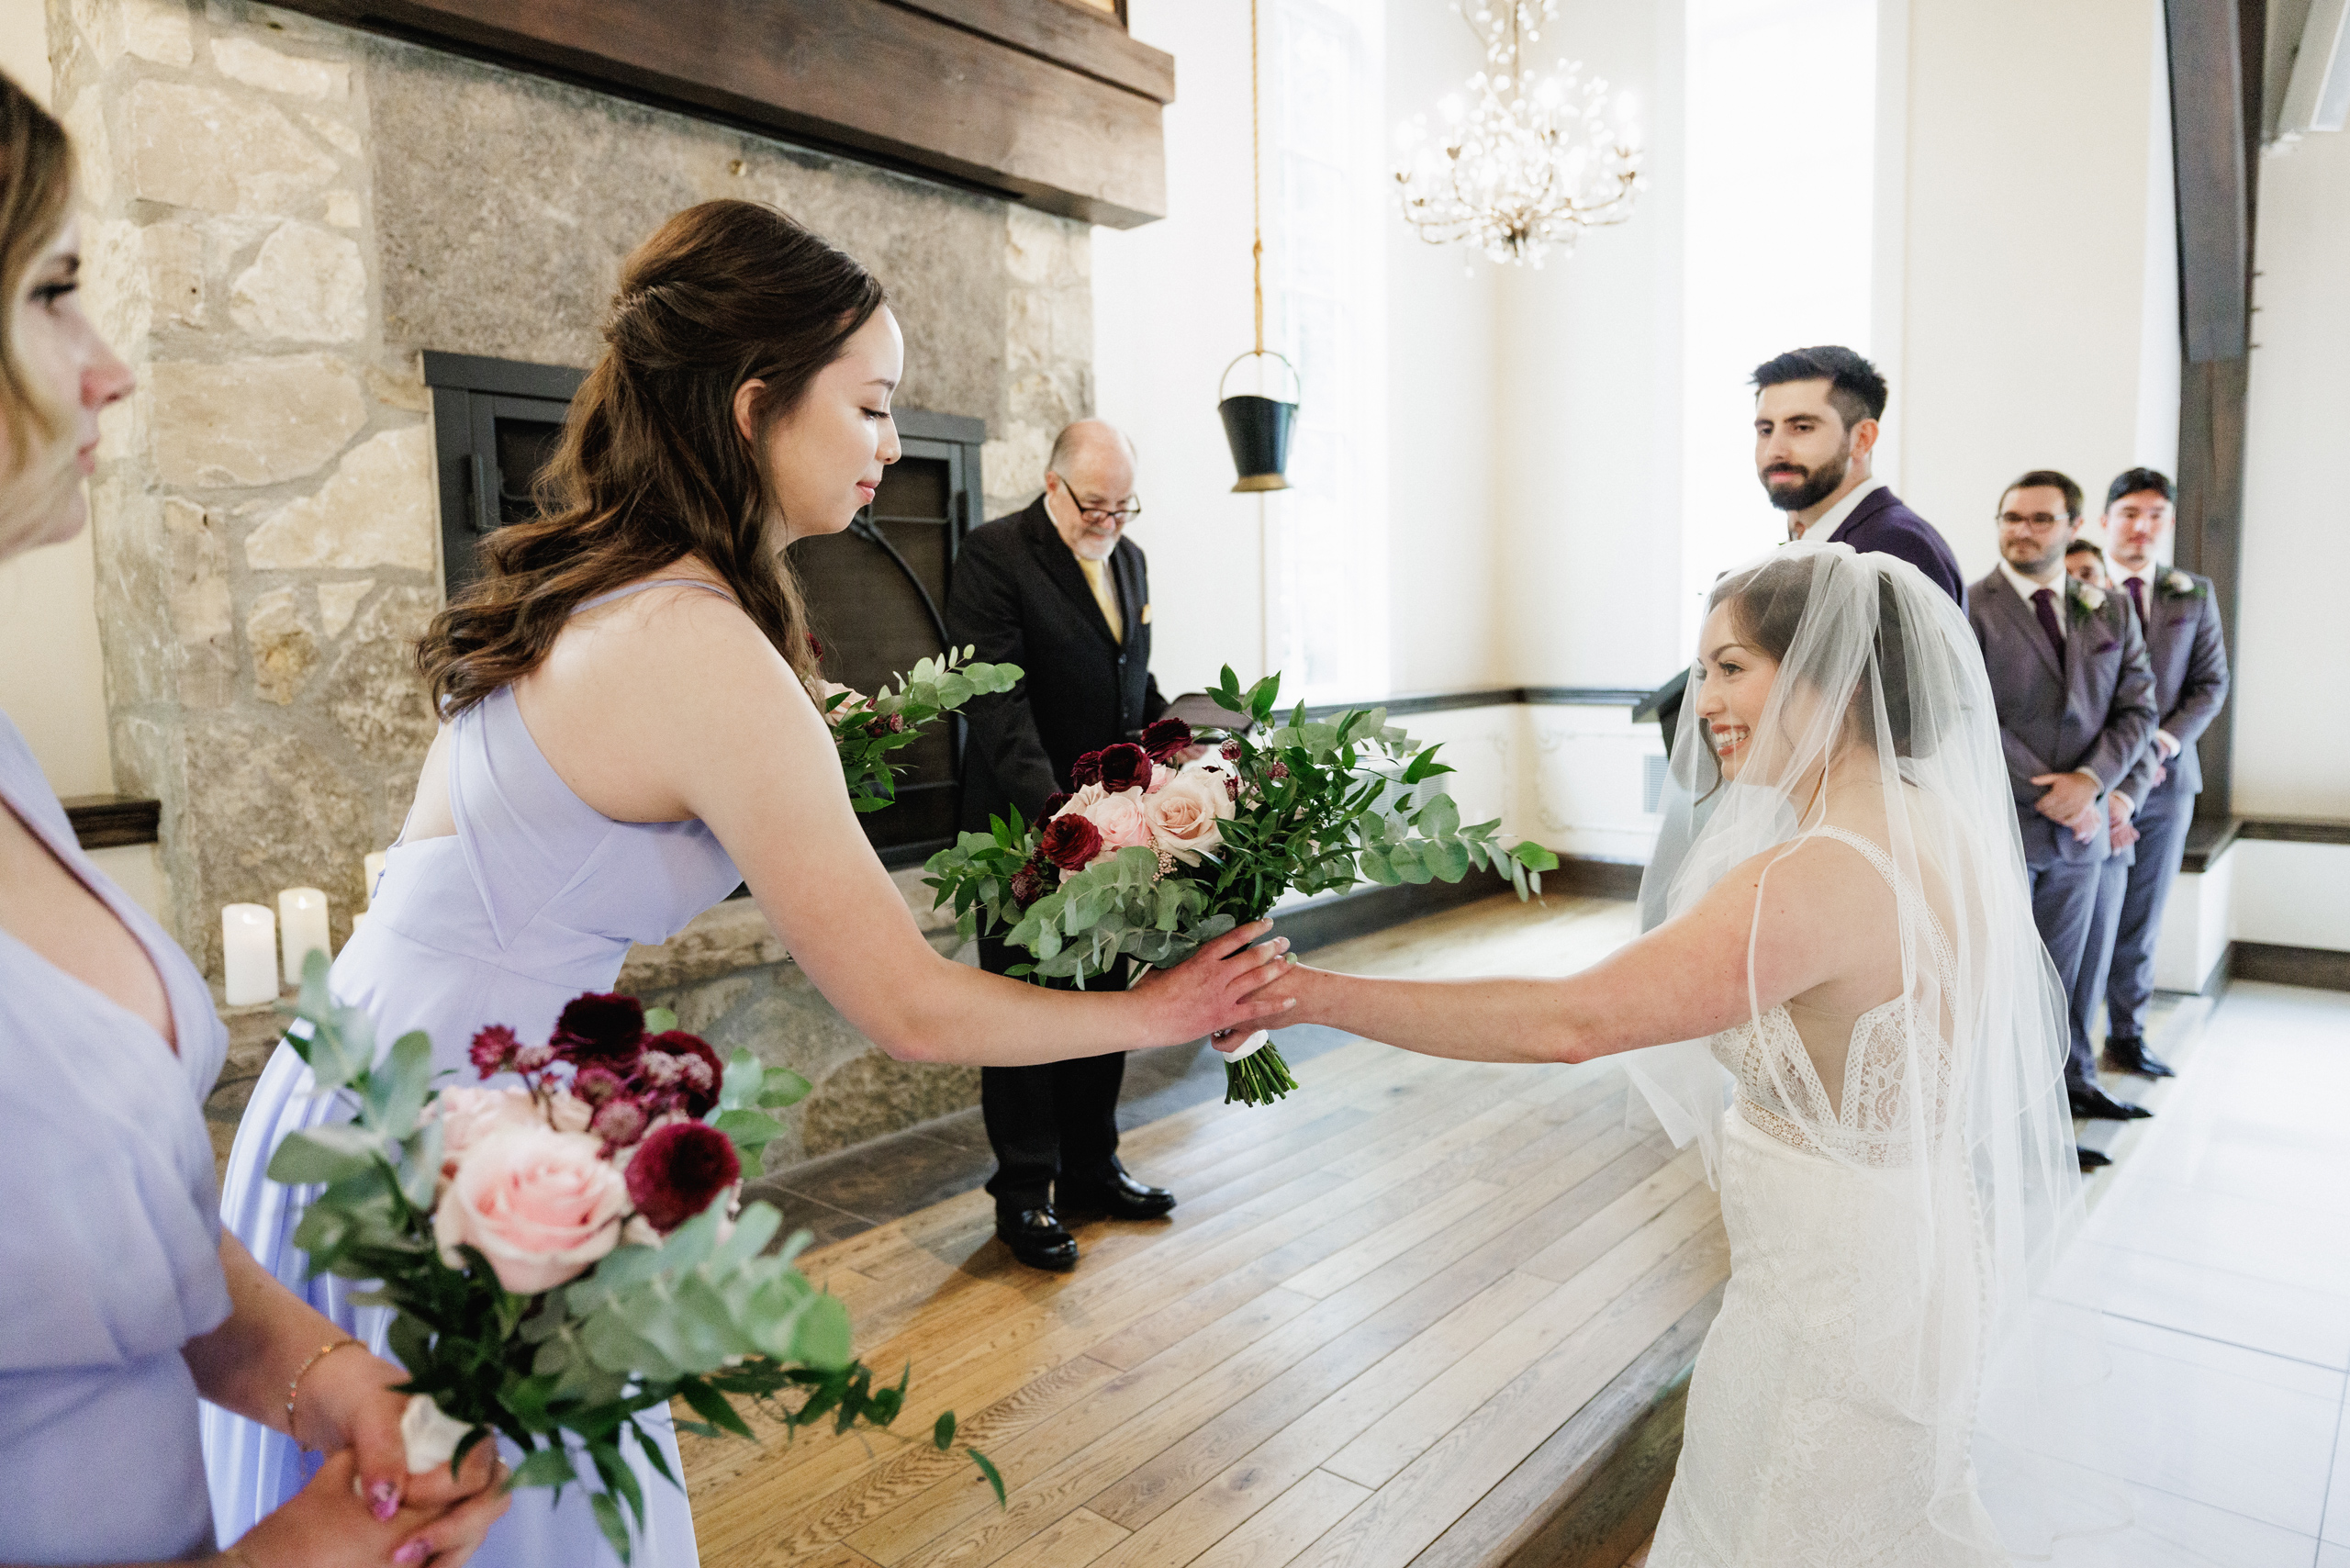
[207,581,746,1567]
[0,711,234,1563]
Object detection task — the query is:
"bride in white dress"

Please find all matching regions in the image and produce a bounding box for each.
[1259,544,2124,1563]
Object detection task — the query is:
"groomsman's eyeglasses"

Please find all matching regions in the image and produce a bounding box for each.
[1050,472,1143,527]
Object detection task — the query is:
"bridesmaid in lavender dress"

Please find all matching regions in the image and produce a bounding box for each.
[0,73,503,1567]
[208,201,1296,1567]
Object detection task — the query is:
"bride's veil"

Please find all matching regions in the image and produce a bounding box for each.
[1626,543,2131,1559]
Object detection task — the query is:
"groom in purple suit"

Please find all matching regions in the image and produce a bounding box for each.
[1752,345,1966,605]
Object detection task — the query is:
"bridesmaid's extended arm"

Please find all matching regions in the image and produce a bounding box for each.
[1256,844,1867,1065]
[518,584,1292,1066]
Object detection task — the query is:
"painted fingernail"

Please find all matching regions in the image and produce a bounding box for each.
[370,1480,402,1520]
[393,1540,430,1566]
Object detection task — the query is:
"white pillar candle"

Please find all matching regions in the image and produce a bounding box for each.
[348,909,368,941]
[363,852,387,908]
[222,903,277,1006]
[278,887,330,987]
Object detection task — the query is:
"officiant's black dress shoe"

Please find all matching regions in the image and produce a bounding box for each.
[2077,1146,2112,1171]
[2069,1085,2154,1122]
[2102,1036,2177,1079]
[996,1206,1079,1271]
[1058,1163,1176,1221]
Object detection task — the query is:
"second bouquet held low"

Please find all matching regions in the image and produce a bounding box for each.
[925,668,1559,1104]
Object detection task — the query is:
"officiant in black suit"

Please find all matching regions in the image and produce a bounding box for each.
[947,419,1178,1271]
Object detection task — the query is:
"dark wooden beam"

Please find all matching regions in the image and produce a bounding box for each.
[2168,0,2253,361]
[889,0,1172,100]
[271,0,1171,227]
[2165,0,2263,822]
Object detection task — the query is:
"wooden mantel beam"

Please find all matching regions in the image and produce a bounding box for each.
[270,0,1173,227]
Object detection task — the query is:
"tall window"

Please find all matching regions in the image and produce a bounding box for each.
[1263,0,1389,702]
[1679,0,1876,648]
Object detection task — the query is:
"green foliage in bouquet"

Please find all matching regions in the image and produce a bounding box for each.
[264,953,1001,1562]
[824,647,1022,813]
[923,668,1560,1105]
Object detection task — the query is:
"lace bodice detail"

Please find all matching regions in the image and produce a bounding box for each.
[1706,827,1960,1166]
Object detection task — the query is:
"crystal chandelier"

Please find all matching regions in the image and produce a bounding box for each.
[1393,0,1642,266]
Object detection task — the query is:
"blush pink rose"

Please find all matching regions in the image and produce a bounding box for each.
[432,1086,542,1158]
[1144,771,1234,864]
[433,1126,628,1294]
[1051,783,1104,819]
[1076,789,1155,854]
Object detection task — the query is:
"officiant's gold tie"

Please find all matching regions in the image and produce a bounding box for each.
[1080,556,1124,644]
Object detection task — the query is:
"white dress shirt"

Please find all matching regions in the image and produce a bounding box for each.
[1790,474,1886,542]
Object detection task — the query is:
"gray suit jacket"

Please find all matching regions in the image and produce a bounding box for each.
[1967,569,2158,867]
[2115,568,2230,804]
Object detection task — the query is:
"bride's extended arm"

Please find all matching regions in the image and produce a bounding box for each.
[548,588,1290,1064]
[1261,844,1864,1065]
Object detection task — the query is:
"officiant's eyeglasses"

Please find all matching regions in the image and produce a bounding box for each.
[1049,472,1143,527]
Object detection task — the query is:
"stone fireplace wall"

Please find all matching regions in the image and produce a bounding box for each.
[51,0,1095,1169]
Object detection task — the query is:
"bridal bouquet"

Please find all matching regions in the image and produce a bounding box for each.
[812,644,1021,812]
[924,668,1557,1104]
[267,955,1000,1561]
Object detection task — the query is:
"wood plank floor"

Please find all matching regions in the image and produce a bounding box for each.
[680,894,1730,1568]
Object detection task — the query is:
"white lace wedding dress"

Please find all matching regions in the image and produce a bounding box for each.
[1649,827,2006,1568]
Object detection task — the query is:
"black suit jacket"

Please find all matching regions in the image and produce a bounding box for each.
[949,498,1168,832]
[1828,486,1967,607]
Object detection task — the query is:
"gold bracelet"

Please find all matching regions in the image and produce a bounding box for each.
[285,1336,362,1448]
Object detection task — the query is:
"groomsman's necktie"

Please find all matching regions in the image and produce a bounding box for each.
[2125,575,2147,625]
[2031,588,2065,666]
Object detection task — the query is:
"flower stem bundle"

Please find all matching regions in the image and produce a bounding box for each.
[926,668,1559,1108]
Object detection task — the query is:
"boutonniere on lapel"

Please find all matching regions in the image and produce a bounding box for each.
[2157,569,2206,599]
[2066,578,2106,621]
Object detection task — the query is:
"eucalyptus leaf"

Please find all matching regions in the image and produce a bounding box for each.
[267,1123,386,1186]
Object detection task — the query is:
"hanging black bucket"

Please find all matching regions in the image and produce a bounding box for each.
[1216,350,1302,493]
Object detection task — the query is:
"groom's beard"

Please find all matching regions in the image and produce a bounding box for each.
[1760,449,1851,514]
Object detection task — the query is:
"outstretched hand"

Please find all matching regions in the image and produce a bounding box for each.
[1130,919,1296,1042]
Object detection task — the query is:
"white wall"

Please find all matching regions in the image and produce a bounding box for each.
[0,0,118,801]
[1889,0,2179,583]
[1494,0,1684,693]
[1385,5,1501,693]
[2238,125,2350,819]
[1092,3,1270,700]
[1098,0,1502,704]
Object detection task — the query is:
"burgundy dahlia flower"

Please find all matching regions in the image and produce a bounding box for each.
[1010,859,1053,909]
[467,1025,520,1078]
[1039,813,1104,872]
[1069,749,1105,788]
[1040,790,1072,820]
[642,1030,725,1117]
[1096,743,1151,794]
[626,1120,742,1234]
[549,992,645,1067]
[1140,717,1193,764]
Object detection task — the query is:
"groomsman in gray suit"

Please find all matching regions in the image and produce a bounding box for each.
[2091,469,2230,1077]
[1968,470,2158,1159]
